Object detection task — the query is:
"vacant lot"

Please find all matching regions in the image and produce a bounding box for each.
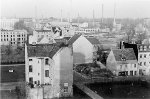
[1,64,25,83]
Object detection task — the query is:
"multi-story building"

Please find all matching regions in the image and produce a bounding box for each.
[25,44,73,98]
[138,44,150,75]
[0,18,19,29]
[68,34,100,64]
[106,48,138,76]
[0,29,27,46]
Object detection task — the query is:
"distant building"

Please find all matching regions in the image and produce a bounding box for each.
[106,48,138,76]
[29,27,62,44]
[0,29,27,46]
[68,34,100,64]
[75,27,101,34]
[0,18,19,30]
[138,44,150,75]
[25,44,73,98]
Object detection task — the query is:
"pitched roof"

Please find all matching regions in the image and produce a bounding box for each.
[68,34,82,45]
[86,37,100,45]
[27,44,60,58]
[112,48,137,61]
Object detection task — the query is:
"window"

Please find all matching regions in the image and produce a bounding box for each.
[139,62,142,66]
[134,71,137,75]
[34,81,37,84]
[144,62,146,66]
[29,65,33,72]
[144,54,146,58]
[29,59,32,61]
[140,54,142,58]
[134,64,136,68]
[64,83,69,92]
[29,77,33,84]
[64,87,68,93]
[45,70,49,77]
[45,58,49,65]
[130,71,133,76]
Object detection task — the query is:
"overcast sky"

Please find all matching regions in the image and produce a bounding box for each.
[1,0,150,18]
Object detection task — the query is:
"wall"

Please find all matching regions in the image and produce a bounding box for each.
[52,47,73,98]
[138,52,150,75]
[106,51,118,75]
[73,35,93,64]
[26,87,43,99]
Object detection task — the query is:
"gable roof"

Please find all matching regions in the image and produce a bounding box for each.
[112,48,137,61]
[123,42,138,60]
[68,34,82,45]
[86,37,100,45]
[27,44,60,58]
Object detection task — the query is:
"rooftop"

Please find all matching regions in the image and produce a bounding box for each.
[27,44,60,58]
[86,37,100,45]
[68,34,82,45]
[112,48,137,61]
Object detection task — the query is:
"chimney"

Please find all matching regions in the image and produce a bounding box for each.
[120,41,124,49]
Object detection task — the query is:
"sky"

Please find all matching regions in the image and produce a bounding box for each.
[1,0,150,19]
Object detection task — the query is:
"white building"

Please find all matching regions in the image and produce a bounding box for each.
[25,44,73,98]
[75,27,101,34]
[0,29,27,46]
[138,44,150,75]
[106,48,138,76]
[0,18,19,29]
[68,34,100,64]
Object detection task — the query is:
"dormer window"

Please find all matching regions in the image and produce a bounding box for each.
[121,54,126,61]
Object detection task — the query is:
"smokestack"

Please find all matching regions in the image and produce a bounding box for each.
[113,3,116,26]
[60,9,63,22]
[102,4,103,24]
[77,12,80,27]
[93,9,95,27]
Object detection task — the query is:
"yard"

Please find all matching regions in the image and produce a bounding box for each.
[1,65,25,83]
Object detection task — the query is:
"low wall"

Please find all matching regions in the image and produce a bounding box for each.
[26,87,43,99]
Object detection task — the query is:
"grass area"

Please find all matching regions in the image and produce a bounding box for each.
[1,65,25,83]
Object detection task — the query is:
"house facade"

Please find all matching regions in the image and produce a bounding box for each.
[25,44,73,98]
[0,29,27,46]
[68,34,100,64]
[138,44,150,75]
[106,48,138,76]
